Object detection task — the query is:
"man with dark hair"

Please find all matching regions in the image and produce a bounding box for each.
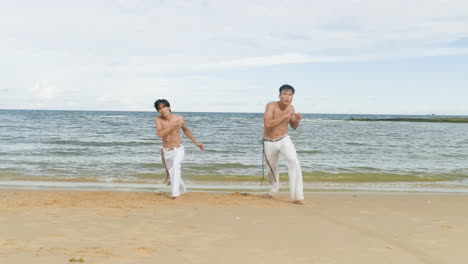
[154,99,204,199]
[154,99,171,112]
[263,84,304,204]
[279,84,295,94]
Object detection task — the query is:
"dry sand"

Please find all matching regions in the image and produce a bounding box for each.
[1,190,467,264]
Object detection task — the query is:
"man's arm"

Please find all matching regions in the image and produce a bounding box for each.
[289,113,302,130]
[264,103,293,129]
[181,120,205,151]
[289,106,302,130]
[155,117,183,138]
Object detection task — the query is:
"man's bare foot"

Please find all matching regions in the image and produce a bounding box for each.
[264,194,273,199]
[293,200,305,205]
[172,196,180,200]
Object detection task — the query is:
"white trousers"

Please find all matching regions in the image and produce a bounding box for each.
[161,145,186,197]
[263,135,304,201]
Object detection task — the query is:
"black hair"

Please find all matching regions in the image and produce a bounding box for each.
[279,84,295,95]
[154,99,171,112]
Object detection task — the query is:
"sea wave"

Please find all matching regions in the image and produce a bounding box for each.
[43,140,157,147]
[301,171,468,182]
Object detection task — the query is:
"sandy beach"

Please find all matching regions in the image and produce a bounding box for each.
[1,190,467,264]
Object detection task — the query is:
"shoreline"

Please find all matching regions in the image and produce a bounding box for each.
[2,189,467,263]
[2,179,468,194]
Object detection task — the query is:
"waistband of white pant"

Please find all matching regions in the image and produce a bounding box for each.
[162,144,184,152]
[263,134,288,142]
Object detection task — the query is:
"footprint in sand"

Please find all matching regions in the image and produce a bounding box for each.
[359,210,376,215]
[136,247,157,255]
[440,225,454,231]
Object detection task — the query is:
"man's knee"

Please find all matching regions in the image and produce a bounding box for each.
[285,157,300,166]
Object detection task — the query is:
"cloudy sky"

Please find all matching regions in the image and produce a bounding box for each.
[1,0,467,114]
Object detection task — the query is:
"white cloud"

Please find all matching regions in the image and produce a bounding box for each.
[2,0,467,65]
[33,80,57,101]
[1,0,467,113]
[198,47,468,69]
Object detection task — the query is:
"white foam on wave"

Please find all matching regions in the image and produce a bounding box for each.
[2,180,468,193]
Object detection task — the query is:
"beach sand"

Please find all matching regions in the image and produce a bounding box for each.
[1,190,467,264]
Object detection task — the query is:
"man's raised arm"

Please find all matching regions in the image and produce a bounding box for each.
[264,103,292,129]
[289,112,302,130]
[155,118,182,138]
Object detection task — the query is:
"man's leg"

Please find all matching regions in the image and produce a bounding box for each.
[280,136,304,202]
[175,146,186,195]
[161,149,170,185]
[170,146,186,198]
[162,149,177,197]
[264,141,280,196]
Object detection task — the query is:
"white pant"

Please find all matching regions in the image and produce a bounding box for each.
[263,135,304,201]
[161,145,186,197]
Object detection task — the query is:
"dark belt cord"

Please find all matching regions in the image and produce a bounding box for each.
[261,138,276,186]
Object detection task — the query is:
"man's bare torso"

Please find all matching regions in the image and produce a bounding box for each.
[156,114,183,148]
[264,101,293,139]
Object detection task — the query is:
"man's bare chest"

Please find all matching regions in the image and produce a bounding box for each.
[272,108,288,118]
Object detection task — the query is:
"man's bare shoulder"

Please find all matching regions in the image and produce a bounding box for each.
[266,101,279,109]
[155,116,165,122]
[171,114,184,120]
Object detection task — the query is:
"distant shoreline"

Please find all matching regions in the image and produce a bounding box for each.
[347,117,468,123]
[2,109,468,117]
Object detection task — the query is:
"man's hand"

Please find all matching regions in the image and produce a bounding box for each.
[290,111,302,130]
[171,117,184,128]
[295,113,303,121]
[285,107,294,121]
[196,143,205,151]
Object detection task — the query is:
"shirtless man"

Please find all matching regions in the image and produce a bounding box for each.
[154,99,204,199]
[263,84,304,204]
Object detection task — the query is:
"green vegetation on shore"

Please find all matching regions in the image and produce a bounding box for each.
[347,117,468,123]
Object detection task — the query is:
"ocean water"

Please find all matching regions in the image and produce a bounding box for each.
[1,109,468,193]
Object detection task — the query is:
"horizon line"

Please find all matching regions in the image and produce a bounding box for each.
[1,108,467,116]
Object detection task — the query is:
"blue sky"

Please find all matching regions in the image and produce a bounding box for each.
[1,0,467,114]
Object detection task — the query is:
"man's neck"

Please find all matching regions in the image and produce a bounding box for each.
[161,113,172,120]
[277,101,288,110]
